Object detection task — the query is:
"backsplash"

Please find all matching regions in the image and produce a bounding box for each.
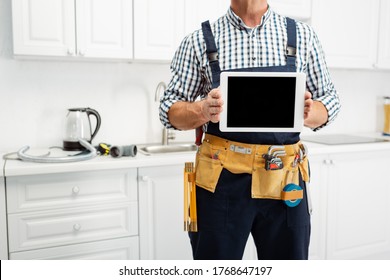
[1,0,390,152]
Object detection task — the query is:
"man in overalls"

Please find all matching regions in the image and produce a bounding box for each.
[160,0,340,260]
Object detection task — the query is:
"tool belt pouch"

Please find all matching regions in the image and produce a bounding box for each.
[195,141,225,192]
[251,154,309,200]
[195,138,310,201]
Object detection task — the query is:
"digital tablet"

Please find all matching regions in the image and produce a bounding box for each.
[219,71,306,132]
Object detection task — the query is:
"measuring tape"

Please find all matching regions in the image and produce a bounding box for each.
[283,184,303,207]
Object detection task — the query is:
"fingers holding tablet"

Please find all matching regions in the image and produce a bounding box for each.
[201,88,224,123]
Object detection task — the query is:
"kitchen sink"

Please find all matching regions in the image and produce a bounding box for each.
[139,143,198,155]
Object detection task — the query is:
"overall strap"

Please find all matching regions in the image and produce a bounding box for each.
[286,17,297,69]
[201,21,221,89]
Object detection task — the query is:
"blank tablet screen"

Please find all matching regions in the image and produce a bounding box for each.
[226,76,296,128]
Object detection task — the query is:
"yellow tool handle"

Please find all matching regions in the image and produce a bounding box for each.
[190,181,198,232]
[184,169,189,231]
[184,162,197,232]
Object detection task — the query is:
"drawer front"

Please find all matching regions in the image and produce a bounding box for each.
[10,236,139,260]
[6,169,138,213]
[8,202,138,252]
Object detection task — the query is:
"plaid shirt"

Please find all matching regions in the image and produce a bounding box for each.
[160,6,340,131]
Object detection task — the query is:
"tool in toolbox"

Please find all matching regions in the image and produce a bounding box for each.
[184,162,197,232]
[262,145,286,170]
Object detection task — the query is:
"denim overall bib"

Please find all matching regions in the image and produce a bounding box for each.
[189,18,311,260]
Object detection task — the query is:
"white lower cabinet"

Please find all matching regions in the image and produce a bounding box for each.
[309,149,390,259]
[307,154,330,260]
[0,174,8,260]
[138,165,193,260]
[326,150,390,259]
[9,237,139,260]
[5,168,139,260]
[3,147,390,260]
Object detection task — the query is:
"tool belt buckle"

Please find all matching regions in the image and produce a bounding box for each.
[262,145,286,171]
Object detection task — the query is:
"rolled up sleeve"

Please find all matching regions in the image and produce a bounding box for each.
[159,33,205,129]
[306,30,341,131]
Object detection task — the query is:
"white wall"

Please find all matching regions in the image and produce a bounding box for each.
[1,0,390,153]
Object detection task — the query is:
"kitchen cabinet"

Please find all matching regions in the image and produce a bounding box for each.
[306,154,329,260]
[9,237,139,260]
[137,162,259,260]
[377,0,390,69]
[138,164,193,259]
[133,0,229,61]
[12,0,133,59]
[5,168,139,260]
[268,0,311,20]
[133,0,312,61]
[0,170,8,260]
[308,149,390,259]
[311,0,390,70]
[184,0,230,34]
[133,0,185,61]
[2,141,390,260]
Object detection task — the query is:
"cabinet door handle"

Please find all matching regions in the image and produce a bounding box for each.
[67,49,74,56]
[78,50,85,56]
[140,175,149,182]
[73,223,81,231]
[323,159,335,165]
[72,186,80,195]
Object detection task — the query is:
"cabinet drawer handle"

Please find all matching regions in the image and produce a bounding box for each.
[72,186,80,195]
[323,159,335,165]
[140,176,149,182]
[73,223,81,231]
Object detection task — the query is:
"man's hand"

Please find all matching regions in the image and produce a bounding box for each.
[304,91,314,120]
[200,88,224,123]
[304,91,328,129]
[167,88,224,130]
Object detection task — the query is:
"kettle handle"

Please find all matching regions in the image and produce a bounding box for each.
[86,108,101,142]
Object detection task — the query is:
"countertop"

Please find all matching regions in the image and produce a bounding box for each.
[3,133,390,177]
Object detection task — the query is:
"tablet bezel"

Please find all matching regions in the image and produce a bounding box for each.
[219,71,306,132]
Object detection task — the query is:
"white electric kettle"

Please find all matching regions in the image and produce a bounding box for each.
[63,108,101,151]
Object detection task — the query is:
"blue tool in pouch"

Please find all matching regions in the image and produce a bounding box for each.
[282,183,303,207]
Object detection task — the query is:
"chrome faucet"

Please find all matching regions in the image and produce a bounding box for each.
[155,82,176,145]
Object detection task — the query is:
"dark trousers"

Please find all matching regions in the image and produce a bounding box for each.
[189,168,311,260]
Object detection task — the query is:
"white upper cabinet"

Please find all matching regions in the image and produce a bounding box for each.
[184,0,230,34]
[133,0,230,61]
[268,0,312,20]
[75,0,133,59]
[377,0,390,69]
[311,0,390,70]
[134,0,312,62]
[133,0,185,61]
[12,0,133,59]
[12,0,76,57]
